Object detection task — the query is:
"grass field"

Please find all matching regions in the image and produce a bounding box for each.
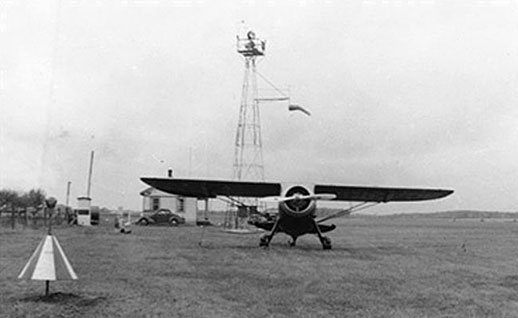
[2,217,518,318]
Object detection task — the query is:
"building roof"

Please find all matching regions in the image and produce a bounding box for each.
[140,187,180,197]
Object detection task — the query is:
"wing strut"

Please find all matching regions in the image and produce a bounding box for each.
[316,202,379,224]
[217,196,246,207]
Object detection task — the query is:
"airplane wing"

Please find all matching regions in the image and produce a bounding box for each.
[141,177,452,202]
[314,184,453,202]
[140,177,281,198]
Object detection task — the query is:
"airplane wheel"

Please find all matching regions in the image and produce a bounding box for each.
[322,237,332,250]
[259,235,270,247]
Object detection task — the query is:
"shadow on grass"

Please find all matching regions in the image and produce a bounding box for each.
[500,275,518,290]
[20,292,106,307]
[197,240,410,260]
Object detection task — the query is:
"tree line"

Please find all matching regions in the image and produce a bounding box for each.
[0,189,46,211]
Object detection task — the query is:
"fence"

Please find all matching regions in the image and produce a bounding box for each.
[0,208,74,230]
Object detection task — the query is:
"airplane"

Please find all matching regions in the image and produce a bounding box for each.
[140,177,453,249]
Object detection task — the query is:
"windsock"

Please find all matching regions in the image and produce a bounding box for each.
[288,104,311,116]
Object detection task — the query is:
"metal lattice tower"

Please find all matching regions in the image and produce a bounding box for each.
[233,30,266,182]
[224,30,266,229]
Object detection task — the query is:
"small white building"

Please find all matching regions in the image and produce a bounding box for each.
[76,196,92,226]
[140,187,198,224]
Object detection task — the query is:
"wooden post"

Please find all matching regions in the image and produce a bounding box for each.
[204,198,209,221]
[43,207,47,228]
[45,198,57,236]
[44,197,57,297]
[48,208,52,236]
[11,208,15,230]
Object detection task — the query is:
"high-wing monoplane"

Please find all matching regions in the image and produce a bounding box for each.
[140,177,453,249]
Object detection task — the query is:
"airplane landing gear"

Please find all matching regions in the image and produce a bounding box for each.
[312,218,332,250]
[259,217,281,248]
[321,236,332,250]
[259,234,271,247]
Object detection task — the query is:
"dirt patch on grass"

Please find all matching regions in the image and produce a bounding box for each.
[19,292,107,306]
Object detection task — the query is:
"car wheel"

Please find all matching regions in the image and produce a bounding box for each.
[170,219,179,226]
[139,219,149,226]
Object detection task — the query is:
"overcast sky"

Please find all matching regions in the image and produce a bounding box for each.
[1,0,518,213]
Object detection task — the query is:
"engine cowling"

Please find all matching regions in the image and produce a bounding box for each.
[278,185,316,218]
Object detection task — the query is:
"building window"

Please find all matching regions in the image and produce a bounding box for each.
[177,198,184,213]
[152,197,160,211]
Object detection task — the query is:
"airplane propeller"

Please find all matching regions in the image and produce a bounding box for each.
[260,193,336,203]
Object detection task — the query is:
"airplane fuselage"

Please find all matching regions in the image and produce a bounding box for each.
[252,185,337,248]
[277,212,317,238]
[257,202,334,248]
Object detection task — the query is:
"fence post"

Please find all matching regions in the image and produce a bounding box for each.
[45,198,57,235]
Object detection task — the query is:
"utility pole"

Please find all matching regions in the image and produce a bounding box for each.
[65,181,71,206]
[86,151,94,198]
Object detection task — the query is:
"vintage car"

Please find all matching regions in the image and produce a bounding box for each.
[136,209,185,226]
